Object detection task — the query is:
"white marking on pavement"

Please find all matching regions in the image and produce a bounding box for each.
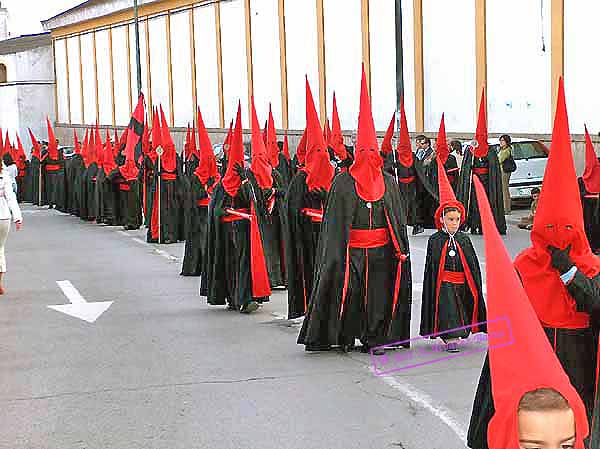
[131,237,147,246]
[155,249,179,262]
[49,280,113,323]
[375,369,468,444]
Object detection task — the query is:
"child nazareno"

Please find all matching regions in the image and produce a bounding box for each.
[471,177,589,449]
[420,116,487,353]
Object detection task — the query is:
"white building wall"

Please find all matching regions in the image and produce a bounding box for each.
[170,10,193,127]
[111,24,131,126]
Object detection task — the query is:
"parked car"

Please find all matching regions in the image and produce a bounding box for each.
[489,138,548,202]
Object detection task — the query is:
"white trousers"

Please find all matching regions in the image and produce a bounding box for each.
[0,219,11,272]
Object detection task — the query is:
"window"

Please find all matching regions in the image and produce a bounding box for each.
[0,64,6,83]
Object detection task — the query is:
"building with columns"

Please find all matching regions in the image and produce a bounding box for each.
[35,0,600,164]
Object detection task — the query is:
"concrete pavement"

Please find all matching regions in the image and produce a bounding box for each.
[0,205,533,449]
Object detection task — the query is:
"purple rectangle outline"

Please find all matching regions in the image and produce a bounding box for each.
[370,316,514,376]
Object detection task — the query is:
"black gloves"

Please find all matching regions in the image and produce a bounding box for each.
[548,244,575,275]
[338,157,353,169]
[234,163,247,181]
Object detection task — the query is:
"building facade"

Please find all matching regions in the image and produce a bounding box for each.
[40,0,599,166]
[0,31,55,153]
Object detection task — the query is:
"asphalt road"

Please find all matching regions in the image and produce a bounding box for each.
[0,205,533,449]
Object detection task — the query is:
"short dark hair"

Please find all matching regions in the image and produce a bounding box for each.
[415,135,431,146]
[531,187,541,195]
[500,134,512,145]
[518,388,570,413]
[2,153,14,166]
[450,140,462,153]
[443,207,461,216]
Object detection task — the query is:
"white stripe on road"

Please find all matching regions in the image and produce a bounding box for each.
[56,280,86,304]
[375,370,468,445]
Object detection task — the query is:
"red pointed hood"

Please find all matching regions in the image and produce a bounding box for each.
[349,66,385,202]
[0,128,3,152]
[46,118,59,160]
[151,107,161,152]
[396,98,413,167]
[329,92,348,160]
[474,176,589,449]
[282,134,290,162]
[14,134,27,168]
[223,119,233,157]
[2,131,10,158]
[262,120,268,146]
[474,89,489,158]
[250,97,273,189]
[194,105,219,185]
[266,105,279,167]
[88,126,97,166]
[73,130,81,155]
[582,125,600,193]
[95,125,104,168]
[381,112,396,155]
[28,128,42,159]
[296,128,307,166]
[81,129,90,167]
[159,105,177,172]
[222,103,244,197]
[324,118,331,143]
[142,118,150,156]
[103,130,118,173]
[514,77,600,329]
[434,155,465,229]
[436,113,450,164]
[305,77,334,192]
[119,93,144,181]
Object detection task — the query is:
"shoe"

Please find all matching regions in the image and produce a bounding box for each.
[412,225,424,235]
[446,342,460,353]
[226,303,236,311]
[305,344,331,352]
[240,301,259,314]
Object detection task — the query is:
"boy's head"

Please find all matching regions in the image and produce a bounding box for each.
[518,388,576,449]
[531,187,541,202]
[442,207,461,234]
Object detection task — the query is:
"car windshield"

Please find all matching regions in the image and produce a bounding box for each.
[493,142,547,160]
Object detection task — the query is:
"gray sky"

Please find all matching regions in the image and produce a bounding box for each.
[2,0,84,36]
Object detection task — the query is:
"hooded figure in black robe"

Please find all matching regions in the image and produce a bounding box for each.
[457,93,506,235]
[420,160,486,350]
[181,107,220,276]
[580,128,600,253]
[44,120,67,212]
[146,107,184,244]
[275,140,293,188]
[96,135,121,225]
[282,83,334,318]
[298,72,411,352]
[203,102,272,313]
[467,79,600,449]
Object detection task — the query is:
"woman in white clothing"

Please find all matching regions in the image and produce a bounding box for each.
[0,163,22,294]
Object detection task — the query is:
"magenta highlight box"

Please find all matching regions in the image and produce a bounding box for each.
[370,317,513,376]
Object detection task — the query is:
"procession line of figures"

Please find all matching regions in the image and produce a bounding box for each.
[11,70,600,446]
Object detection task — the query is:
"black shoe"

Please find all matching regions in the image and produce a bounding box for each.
[305,344,331,352]
[412,225,424,235]
[240,301,259,314]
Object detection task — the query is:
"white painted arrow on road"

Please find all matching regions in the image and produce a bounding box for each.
[48,280,113,323]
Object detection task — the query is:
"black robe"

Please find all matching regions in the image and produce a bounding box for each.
[184,154,200,177]
[83,162,99,221]
[579,178,600,253]
[146,155,183,244]
[203,178,271,309]
[142,155,156,227]
[281,170,324,319]
[275,148,293,188]
[297,172,412,349]
[65,154,85,216]
[420,231,486,338]
[384,155,418,226]
[95,167,119,225]
[15,162,27,203]
[457,150,506,235]
[259,170,286,289]
[467,271,600,449]
[44,150,67,211]
[414,150,440,229]
[180,174,211,276]
[108,168,143,230]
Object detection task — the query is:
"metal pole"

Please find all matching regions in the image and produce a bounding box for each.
[134,0,142,97]
[394,0,404,130]
[157,154,161,243]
